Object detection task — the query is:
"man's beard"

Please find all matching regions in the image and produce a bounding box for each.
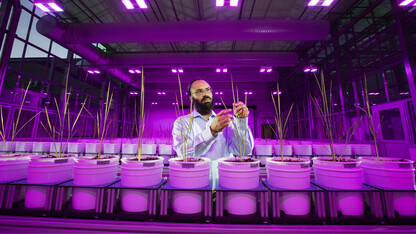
[193,95,214,115]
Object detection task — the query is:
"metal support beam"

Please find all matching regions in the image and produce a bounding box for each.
[0,0,13,49]
[0,0,21,96]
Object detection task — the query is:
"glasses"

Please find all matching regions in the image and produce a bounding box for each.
[193,87,212,96]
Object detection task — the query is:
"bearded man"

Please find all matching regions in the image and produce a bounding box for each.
[172,79,254,177]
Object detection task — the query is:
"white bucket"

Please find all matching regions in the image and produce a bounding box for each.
[293,144,312,156]
[33,142,50,153]
[49,143,66,154]
[169,157,211,214]
[255,145,272,156]
[72,155,119,210]
[273,145,293,156]
[120,156,163,212]
[360,157,416,216]
[25,155,75,208]
[266,157,311,215]
[141,144,157,155]
[312,157,363,216]
[67,143,86,155]
[218,157,260,215]
[0,154,32,183]
[85,143,101,154]
[159,144,174,155]
[312,145,332,156]
[15,142,33,152]
[103,143,121,154]
[0,142,16,152]
[122,144,138,155]
[333,144,352,156]
[352,144,372,156]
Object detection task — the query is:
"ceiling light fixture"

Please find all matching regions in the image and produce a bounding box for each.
[308,0,335,6]
[260,66,272,73]
[88,69,101,74]
[399,0,414,6]
[216,0,239,7]
[172,67,183,73]
[122,0,148,9]
[304,66,318,73]
[34,0,64,12]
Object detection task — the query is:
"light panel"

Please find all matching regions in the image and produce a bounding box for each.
[399,0,414,6]
[34,0,64,12]
[308,0,335,6]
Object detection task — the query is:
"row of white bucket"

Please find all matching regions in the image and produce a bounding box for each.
[0,141,174,155]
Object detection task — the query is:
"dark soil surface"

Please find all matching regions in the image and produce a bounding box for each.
[1,154,26,157]
[365,157,408,162]
[320,158,358,162]
[178,157,204,162]
[225,157,257,162]
[128,156,160,161]
[41,154,73,158]
[90,155,116,160]
[272,158,306,162]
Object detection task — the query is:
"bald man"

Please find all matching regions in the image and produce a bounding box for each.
[172,79,254,178]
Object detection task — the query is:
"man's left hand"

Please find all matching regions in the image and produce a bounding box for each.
[233,102,249,118]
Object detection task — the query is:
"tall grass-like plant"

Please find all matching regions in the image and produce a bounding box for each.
[173,74,194,162]
[136,69,145,161]
[96,82,114,159]
[219,75,248,162]
[311,70,336,161]
[40,73,88,157]
[356,75,379,160]
[271,82,294,161]
[0,80,40,155]
[311,70,363,161]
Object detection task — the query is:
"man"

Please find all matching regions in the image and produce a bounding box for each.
[172,79,254,177]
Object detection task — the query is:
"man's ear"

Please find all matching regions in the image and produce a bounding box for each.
[188,95,192,102]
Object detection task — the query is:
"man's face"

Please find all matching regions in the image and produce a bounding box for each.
[190,80,214,115]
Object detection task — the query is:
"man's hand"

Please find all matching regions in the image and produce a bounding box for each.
[210,109,232,136]
[233,102,249,118]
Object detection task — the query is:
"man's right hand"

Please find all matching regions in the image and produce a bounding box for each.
[210,109,233,136]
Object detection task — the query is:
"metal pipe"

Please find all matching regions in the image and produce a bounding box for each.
[37,15,330,44]
[109,52,298,67]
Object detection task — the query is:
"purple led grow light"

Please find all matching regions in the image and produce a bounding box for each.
[399,0,414,6]
[122,0,147,9]
[308,0,335,6]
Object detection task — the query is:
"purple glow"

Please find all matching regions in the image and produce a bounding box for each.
[216,68,221,73]
[220,92,223,95]
[260,68,265,73]
[230,0,239,7]
[122,0,134,9]
[311,68,318,72]
[216,0,224,7]
[94,70,101,74]
[136,0,148,8]
[304,68,311,72]
[244,91,253,95]
[308,0,319,6]
[87,70,94,74]
[399,0,414,6]
[266,68,272,73]
[215,92,218,94]
[34,3,50,12]
[48,3,64,11]
[172,102,178,105]
[151,102,158,105]
[400,92,410,95]
[273,91,282,95]
[249,92,253,95]
[223,68,228,73]
[129,69,135,73]
[135,69,141,73]
[129,91,139,95]
[158,92,161,95]
[178,68,184,73]
[171,68,177,73]
[334,103,338,106]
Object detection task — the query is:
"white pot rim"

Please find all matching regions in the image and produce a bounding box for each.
[169,157,211,164]
[312,156,360,164]
[121,155,164,165]
[75,155,119,163]
[30,154,76,161]
[359,156,414,164]
[266,156,310,165]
